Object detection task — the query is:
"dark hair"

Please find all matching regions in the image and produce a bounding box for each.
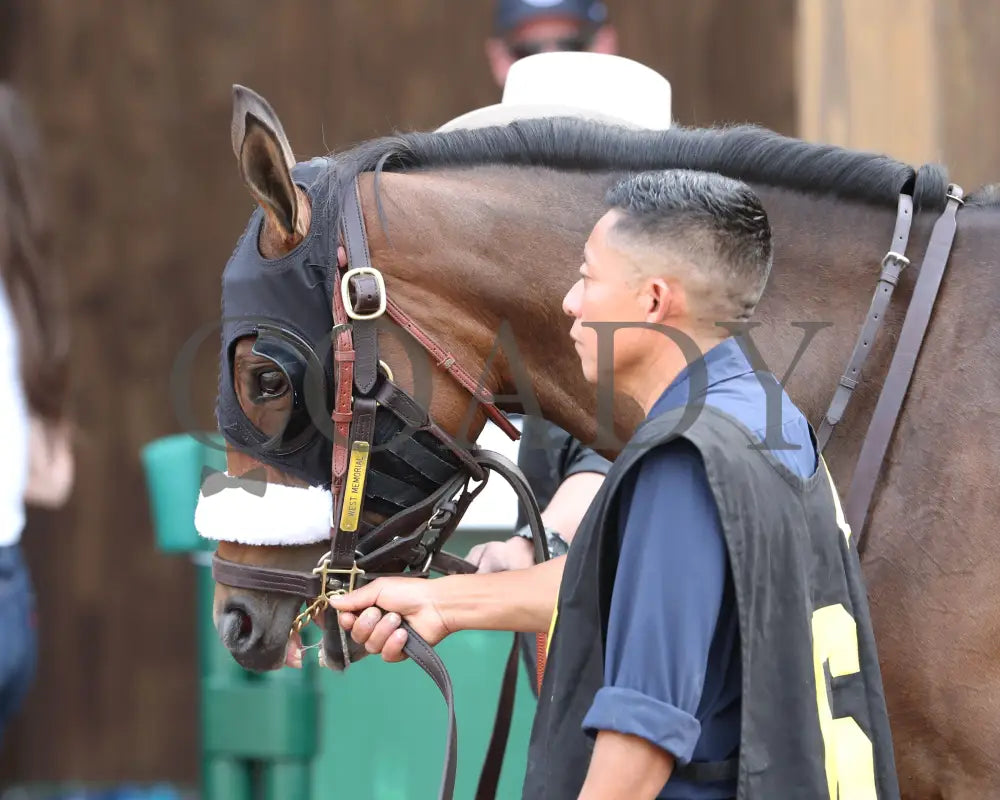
[604,169,773,320]
[0,83,69,422]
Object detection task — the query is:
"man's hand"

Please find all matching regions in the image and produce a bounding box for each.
[327,576,452,663]
[466,535,535,573]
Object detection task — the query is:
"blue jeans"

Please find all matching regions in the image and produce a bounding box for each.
[0,544,37,743]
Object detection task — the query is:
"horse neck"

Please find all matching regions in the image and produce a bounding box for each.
[360,172,930,468]
[360,168,639,451]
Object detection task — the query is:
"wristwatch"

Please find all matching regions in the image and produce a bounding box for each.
[514,523,569,559]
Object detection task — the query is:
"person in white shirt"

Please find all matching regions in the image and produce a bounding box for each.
[0,83,73,741]
[0,247,33,742]
[0,274,28,547]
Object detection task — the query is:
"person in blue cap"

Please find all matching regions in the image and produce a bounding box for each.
[485,0,619,89]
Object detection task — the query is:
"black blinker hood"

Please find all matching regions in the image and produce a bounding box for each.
[216,158,340,487]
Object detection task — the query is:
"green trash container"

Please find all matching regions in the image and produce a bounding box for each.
[141,433,536,799]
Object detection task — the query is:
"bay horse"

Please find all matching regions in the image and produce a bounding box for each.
[205,86,1000,799]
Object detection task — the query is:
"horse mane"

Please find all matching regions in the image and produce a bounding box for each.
[966,183,1000,207]
[322,117,952,217]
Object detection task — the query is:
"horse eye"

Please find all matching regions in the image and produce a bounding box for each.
[256,370,289,400]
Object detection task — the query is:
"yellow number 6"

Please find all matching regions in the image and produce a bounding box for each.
[812,603,877,800]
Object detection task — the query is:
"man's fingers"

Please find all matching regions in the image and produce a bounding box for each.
[382,628,409,663]
[328,579,381,612]
[350,607,382,645]
[338,611,357,631]
[365,612,402,654]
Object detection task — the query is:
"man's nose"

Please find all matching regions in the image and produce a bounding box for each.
[562,280,581,317]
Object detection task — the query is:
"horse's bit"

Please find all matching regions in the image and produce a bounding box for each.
[211,175,549,800]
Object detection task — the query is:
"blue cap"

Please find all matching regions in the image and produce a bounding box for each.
[493,0,608,35]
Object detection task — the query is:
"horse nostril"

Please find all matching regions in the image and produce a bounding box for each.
[221,602,257,652]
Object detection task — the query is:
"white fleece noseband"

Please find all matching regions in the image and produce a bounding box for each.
[195,476,333,546]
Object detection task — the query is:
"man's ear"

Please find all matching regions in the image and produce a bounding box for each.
[645,278,673,322]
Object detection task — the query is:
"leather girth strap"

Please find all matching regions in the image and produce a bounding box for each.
[817,189,915,451]
[845,184,965,550]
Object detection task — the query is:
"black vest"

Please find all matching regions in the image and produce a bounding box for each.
[523,405,900,800]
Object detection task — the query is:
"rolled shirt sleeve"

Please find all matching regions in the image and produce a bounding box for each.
[581,439,728,765]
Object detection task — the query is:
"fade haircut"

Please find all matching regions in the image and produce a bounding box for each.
[604,169,773,322]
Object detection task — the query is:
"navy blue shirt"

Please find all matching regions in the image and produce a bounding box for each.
[581,337,816,799]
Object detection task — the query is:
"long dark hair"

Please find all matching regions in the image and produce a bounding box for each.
[0,83,69,422]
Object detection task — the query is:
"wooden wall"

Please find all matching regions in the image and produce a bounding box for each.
[0,0,795,786]
[797,0,1000,189]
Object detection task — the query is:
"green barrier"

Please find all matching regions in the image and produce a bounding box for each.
[140,433,536,800]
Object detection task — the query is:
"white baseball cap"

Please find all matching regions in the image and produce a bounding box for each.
[437,51,672,133]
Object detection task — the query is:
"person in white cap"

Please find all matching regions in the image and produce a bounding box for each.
[450,51,670,702]
[485,0,619,89]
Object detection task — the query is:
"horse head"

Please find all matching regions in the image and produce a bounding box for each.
[203,84,605,673]
[206,85,335,671]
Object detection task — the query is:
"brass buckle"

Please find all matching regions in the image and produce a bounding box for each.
[313,557,366,597]
[290,556,367,636]
[341,267,387,321]
[881,251,910,269]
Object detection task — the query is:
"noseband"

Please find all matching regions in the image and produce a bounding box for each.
[211,176,550,800]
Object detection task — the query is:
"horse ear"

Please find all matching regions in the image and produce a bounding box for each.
[231,84,299,237]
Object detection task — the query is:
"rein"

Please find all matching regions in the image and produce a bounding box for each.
[212,175,550,800]
[817,180,965,551]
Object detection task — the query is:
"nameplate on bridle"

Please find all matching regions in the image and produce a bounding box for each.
[339,441,371,532]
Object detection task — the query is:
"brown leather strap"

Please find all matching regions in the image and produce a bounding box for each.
[212,553,323,598]
[474,635,521,800]
[429,550,478,576]
[342,179,382,396]
[817,190,914,450]
[331,267,355,482]
[846,184,964,549]
[397,620,459,800]
[474,449,550,564]
[384,296,521,442]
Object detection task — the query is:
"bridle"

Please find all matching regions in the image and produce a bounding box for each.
[211,175,549,800]
[211,164,967,800]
